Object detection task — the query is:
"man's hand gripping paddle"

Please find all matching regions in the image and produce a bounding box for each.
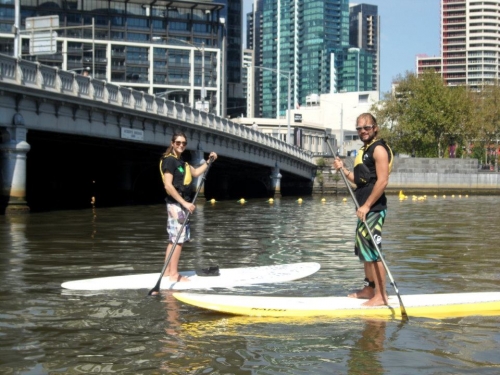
[325,135,409,320]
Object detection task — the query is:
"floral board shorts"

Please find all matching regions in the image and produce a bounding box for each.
[166,203,191,244]
[354,209,386,262]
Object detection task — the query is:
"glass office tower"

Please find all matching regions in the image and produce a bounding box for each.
[253,0,374,119]
[218,0,244,118]
[0,0,227,114]
[350,3,379,93]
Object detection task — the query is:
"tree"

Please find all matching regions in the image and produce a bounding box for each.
[372,71,476,158]
[474,80,500,165]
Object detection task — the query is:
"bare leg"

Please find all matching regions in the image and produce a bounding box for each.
[363,261,388,306]
[348,262,375,299]
[164,243,189,282]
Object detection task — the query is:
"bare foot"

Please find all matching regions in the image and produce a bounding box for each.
[362,294,389,307]
[348,286,375,299]
[168,274,190,282]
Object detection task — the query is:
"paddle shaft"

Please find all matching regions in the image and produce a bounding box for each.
[148,157,214,296]
[325,137,409,320]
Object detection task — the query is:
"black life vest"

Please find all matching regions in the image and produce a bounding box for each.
[353,139,393,188]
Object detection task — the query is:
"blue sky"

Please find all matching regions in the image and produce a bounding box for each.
[242,0,441,94]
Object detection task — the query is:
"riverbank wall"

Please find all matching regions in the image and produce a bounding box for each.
[314,157,500,195]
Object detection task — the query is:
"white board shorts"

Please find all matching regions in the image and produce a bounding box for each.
[166,203,191,244]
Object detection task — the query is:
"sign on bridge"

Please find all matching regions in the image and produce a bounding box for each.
[26,16,59,55]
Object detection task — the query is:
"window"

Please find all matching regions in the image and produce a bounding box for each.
[358,94,368,103]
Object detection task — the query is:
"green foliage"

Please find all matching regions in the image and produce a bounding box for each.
[372,70,477,158]
[332,171,341,182]
[316,169,324,186]
[315,157,326,167]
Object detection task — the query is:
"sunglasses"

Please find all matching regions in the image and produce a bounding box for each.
[174,141,187,146]
[355,125,375,132]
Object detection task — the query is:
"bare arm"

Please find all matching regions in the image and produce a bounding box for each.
[191,152,218,178]
[332,157,355,184]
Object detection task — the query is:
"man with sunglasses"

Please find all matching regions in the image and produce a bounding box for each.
[333,113,392,306]
[160,130,218,283]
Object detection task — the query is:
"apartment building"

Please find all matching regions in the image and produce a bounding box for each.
[417,0,500,89]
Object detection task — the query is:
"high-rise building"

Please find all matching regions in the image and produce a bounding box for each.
[349,3,380,92]
[219,0,245,118]
[0,0,228,115]
[417,0,500,89]
[246,0,377,122]
[245,0,264,118]
[242,48,254,117]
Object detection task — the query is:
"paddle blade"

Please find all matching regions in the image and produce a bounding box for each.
[148,282,161,296]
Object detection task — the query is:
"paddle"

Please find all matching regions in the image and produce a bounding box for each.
[148,156,214,296]
[324,136,409,320]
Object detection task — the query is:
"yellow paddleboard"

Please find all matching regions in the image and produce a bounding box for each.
[173,291,500,319]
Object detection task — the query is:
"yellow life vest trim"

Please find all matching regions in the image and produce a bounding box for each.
[184,162,192,185]
[160,153,192,185]
[354,139,393,174]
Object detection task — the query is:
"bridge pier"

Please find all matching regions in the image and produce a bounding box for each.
[1,141,31,214]
[270,163,282,198]
[1,113,30,214]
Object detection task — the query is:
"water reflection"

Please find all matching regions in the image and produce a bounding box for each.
[4,214,29,288]
[0,196,500,374]
[347,319,387,375]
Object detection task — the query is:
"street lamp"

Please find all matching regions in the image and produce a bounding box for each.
[339,102,344,156]
[348,47,360,92]
[252,65,292,145]
[152,37,206,111]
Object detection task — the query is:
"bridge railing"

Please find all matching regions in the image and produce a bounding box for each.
[0,54,313,164]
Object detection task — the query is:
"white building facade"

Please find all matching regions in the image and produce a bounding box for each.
[234,90,379,156]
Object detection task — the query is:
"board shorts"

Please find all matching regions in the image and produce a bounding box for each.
[166,203,190,244]
[354,209,387,262]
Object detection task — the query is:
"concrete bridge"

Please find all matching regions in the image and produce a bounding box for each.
[0,54,316,213]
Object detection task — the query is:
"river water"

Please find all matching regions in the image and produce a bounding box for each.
[1,195,499,374]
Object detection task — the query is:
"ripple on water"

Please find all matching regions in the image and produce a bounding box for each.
[1,196,499,374]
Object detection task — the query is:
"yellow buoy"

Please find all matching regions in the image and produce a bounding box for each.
[321,198,326,203]
[343,198,347,202]
[268,198,274,203]
[297,198,303,204]
[210,198,216,204]
[238,198,246,204]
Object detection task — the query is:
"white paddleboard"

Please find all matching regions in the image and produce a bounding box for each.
[61,262,320,291]
[173,291,500,319]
